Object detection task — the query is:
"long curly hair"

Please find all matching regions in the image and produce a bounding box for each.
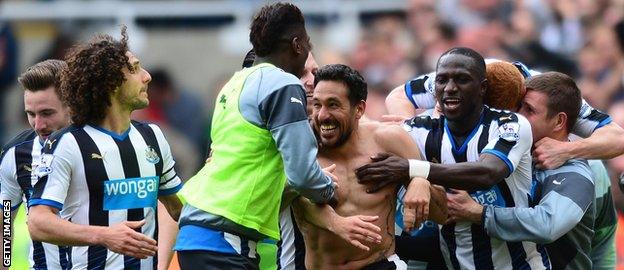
[61,26,131,126]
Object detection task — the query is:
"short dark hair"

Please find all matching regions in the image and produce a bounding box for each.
[18,59,67,95]
[314,64,367,105]
[242,49,256,68]
[438,47,486,80]
[61,26,131,126]
[525,72,581,132]
[249,2,306,57]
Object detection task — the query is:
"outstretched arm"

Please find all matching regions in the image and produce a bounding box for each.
[373,125,447,221]
[291,197,382,251]
[264,84,335,204]
[534,122,624,169]
[447,167,594,243]
[159,194,182,221]
[358,113,532,191]
[28,205,158,258]
[157,202,178,270]
[356,153,509,191]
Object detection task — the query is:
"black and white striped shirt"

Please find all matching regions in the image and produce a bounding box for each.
[29,121,182,270]
[403,107,549,270]
[1,129,71,269]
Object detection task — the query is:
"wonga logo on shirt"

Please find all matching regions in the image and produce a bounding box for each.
[103,176,159,210]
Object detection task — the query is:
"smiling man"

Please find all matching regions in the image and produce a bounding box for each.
[356,47,547,269]
[294,64,446,270]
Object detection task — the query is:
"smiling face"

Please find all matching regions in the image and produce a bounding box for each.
[311,80,364,149]
[434,54,486,122]
[24,87,70,140]
[114,51,152,111]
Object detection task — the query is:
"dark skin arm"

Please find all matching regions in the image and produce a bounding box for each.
[355,152,509,192]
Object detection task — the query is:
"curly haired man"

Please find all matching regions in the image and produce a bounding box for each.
[27,26,183,270]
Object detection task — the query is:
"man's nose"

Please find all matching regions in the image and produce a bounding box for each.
[444,80,458,93]
[34,116,47,131]
[317,106,331,121]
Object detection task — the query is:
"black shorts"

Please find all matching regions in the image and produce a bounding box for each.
[178,250,260,270]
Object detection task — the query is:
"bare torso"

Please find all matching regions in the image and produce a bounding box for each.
[297,122,399,270]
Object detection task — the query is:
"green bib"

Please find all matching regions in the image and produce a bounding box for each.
[180,63,287,239]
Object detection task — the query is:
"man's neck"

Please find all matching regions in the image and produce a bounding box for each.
[255,55,293,75]
[547,131,570,142]
[97,103,132,134]
[447,106,483,136]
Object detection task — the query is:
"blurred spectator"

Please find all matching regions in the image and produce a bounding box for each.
[133,68,209,175]
[37,32,75,62]
[538,0,584,56]
[351,15,414,92]
[578,24,624,111]
[503,3,579,76]
[0,23,18,144]
[437,0,513,29]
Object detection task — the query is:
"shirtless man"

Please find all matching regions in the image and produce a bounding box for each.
[293,64,447,270]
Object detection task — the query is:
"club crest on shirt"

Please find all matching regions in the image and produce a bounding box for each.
[145,146,160,164]
[35,154,54,178]
[498,122,520,142]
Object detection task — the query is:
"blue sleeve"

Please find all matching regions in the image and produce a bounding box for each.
[258,85,335,203]
[484,171,594,243]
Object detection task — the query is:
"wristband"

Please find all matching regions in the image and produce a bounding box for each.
[408,159,430,179]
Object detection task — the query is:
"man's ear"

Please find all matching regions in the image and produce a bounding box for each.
[291,36,304,55]
[355,100,366,119]
[480,79,488,97]
[553,112,568,133]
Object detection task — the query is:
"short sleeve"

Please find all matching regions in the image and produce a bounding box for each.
[150,124,182,196]
[28,135,76,210]
[0,147,24,211]
[481,113,533,176]
[405,72,437,110]
[572,98,612,138]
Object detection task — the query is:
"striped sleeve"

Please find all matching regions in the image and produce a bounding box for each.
[481,113,532,176]
[572,98,612,138]
[404,72,437,110]
[150,124,182,195]
[29,135,76,210]
[0,147,23,211]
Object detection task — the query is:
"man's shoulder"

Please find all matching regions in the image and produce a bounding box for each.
[483,107,522,125]
[367,122,408,143]
[249,66,303,93]
[406,71,436,95]
[43,124,83,153]
[0,129,37,161]
[404,115,442,131]
[131,120,160,134]
[2,129,37,151]
[541,158,593,183]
